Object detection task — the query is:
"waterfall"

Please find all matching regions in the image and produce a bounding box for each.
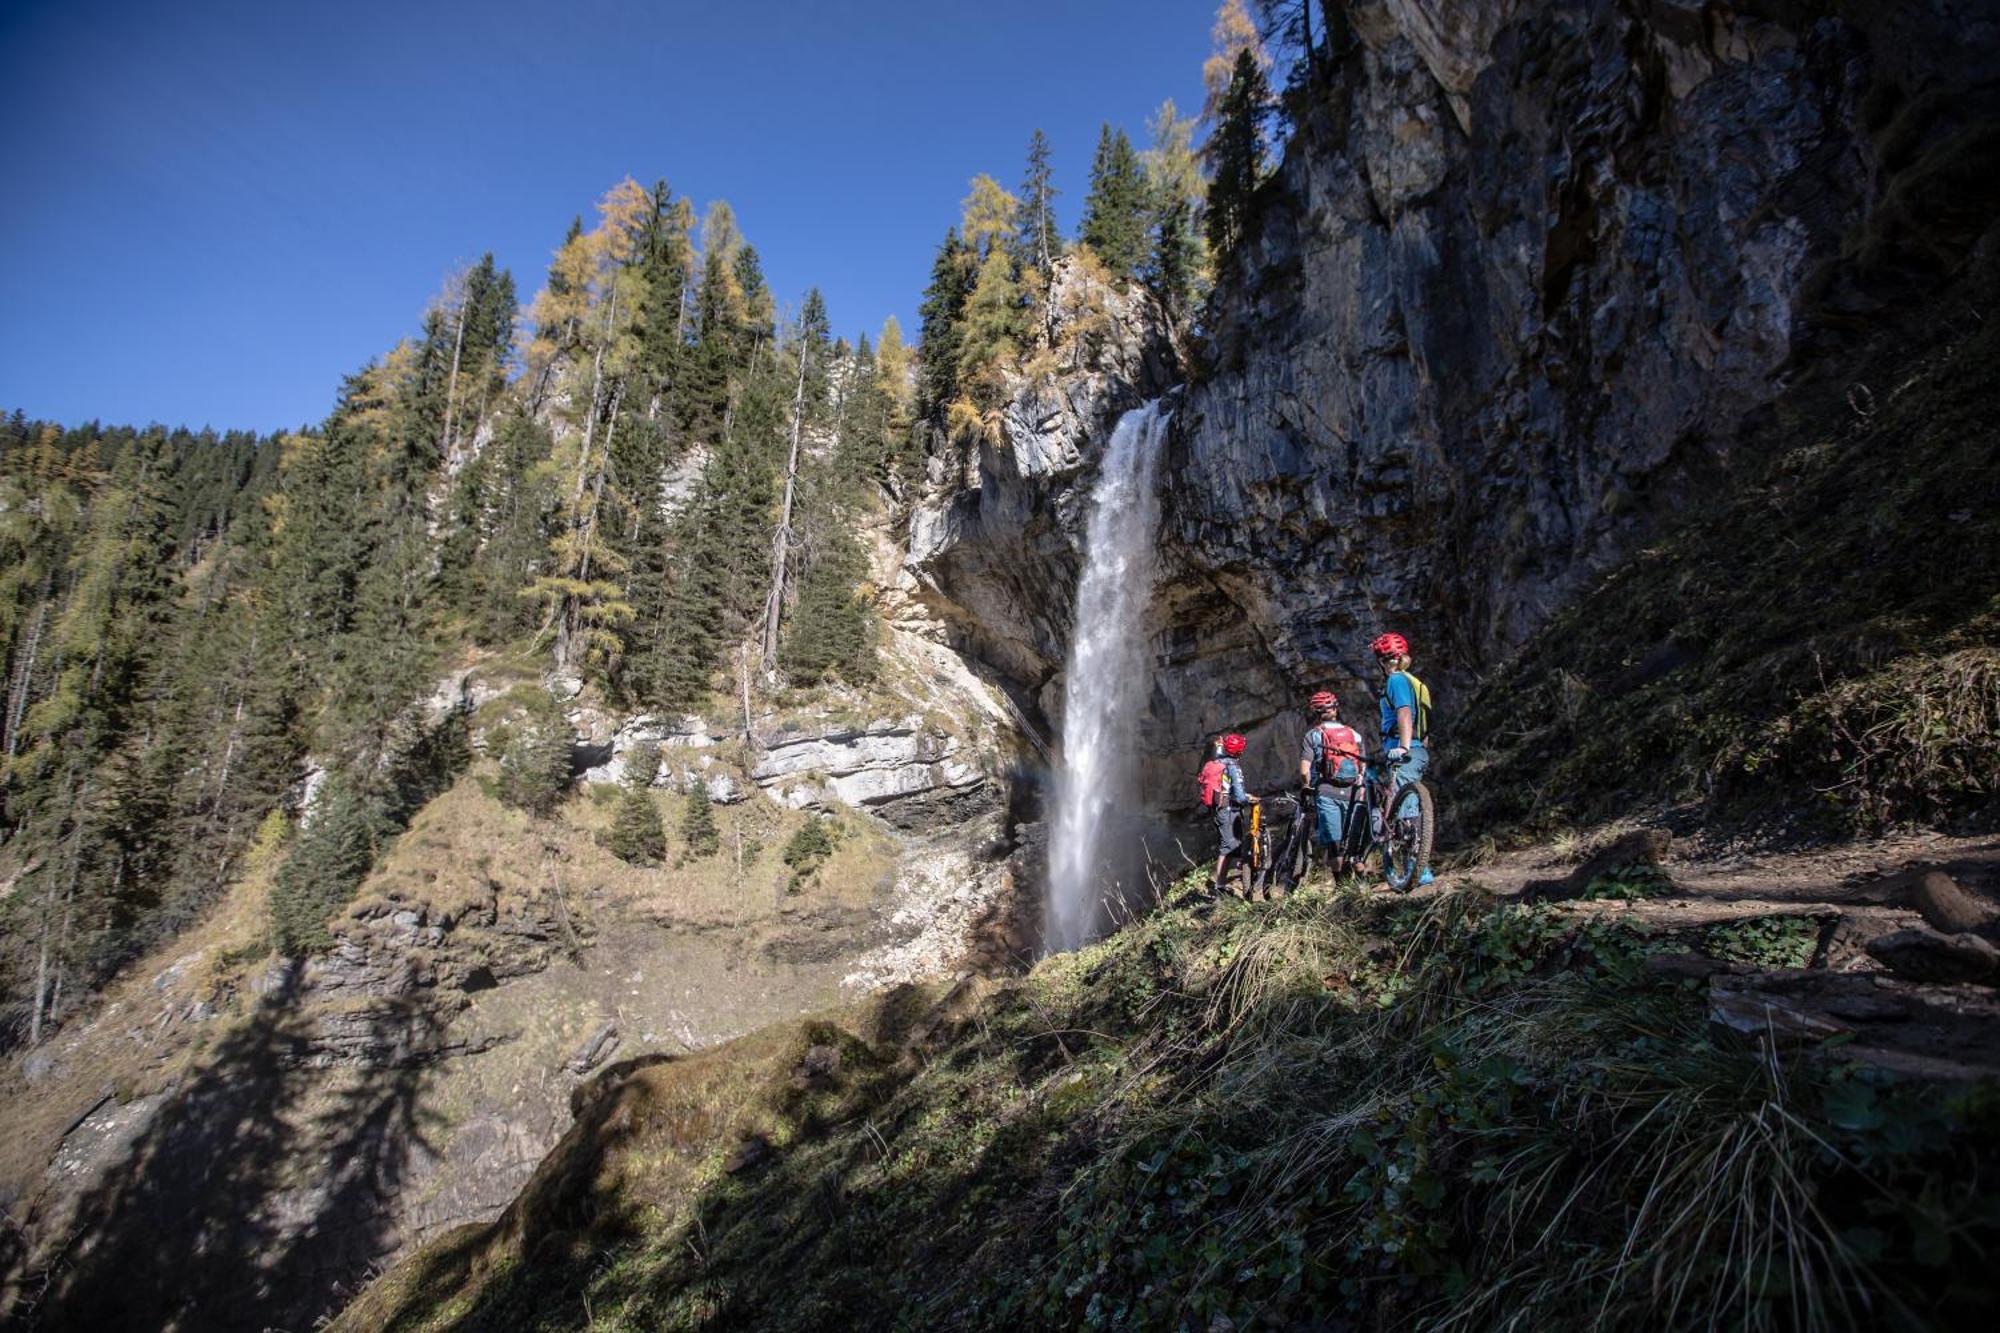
[1046,400,1170,953]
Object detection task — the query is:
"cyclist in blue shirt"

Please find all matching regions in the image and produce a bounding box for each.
[1371,631,1434,887]
[1206,733,1259,898]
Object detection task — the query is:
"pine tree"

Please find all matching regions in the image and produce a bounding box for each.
[734,244,776,355]
[270,774,382,954]
[781,816,835,892]
[1206,49,1273,265]
[1014,129,1062,282]
[607,741,666,865]
[914,229,975,417]
[679,777,719,859]
[794,288,834,417]
[496,694,573,817]
[780,520,875,685]
[1142,99,1209,321]
[1080,125,1149,281]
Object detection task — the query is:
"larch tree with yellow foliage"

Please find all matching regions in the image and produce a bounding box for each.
[521,179,652,671]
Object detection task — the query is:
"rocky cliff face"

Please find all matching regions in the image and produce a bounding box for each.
[913,0,2000,804]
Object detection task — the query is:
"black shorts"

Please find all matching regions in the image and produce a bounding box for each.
[1215,803,1243,856]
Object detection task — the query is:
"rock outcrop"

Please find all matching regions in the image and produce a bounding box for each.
[751,717,989,826]
[908,0,2000,811]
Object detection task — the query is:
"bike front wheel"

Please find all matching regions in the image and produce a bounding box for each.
[1382,781,1434,893]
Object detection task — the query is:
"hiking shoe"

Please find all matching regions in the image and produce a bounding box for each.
[1418,868,1435,887]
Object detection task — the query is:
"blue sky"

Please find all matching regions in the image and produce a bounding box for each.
[0,0,1218,433]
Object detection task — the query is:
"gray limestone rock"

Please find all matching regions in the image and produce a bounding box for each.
[903,0,1996,820]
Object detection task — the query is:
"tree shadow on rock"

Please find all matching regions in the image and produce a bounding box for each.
[15,959,448,1333]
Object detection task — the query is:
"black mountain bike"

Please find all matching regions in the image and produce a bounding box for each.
[1257,760,1435,894]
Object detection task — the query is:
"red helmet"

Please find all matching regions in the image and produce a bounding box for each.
[1372,632,1409,657]
[1222,733,1247,756]
[1309,690,1337,712]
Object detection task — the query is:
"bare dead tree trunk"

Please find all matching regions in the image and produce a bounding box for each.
[29,776,86,1046]
[576,381,626,589]
[759,340,811,675]
[28,865,52,1047]
[440,297,466,458]
[559,287,618,668]
[5,581,50,757]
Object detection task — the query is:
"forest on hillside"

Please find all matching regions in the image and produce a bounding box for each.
[0,0,1304,1052]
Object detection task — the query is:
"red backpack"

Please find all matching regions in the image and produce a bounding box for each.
[1318,723,1363,786]
[1198,758,1229,808]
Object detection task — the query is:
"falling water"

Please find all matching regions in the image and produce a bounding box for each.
[1046,400,1171,953]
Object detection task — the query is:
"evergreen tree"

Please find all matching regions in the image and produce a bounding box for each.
[495,693,573,817]
[914,228,975,417]
[607,741,666,865]
[679,778,718,859]
[1206,49,1273,265]
[780,521,875,685]
[781,816,835,892]
[631,181,695,421]
[270,774,382,954]
[795,288,834,418]
[1142,99,1209,322]
[443,414,556,642]
[734,244,776,355]
[1013,129,1062,282]
[1080,125,1149,281]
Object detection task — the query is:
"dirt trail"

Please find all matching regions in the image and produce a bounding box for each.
[1423,829,2000,1080]
[1441,829,2000,907]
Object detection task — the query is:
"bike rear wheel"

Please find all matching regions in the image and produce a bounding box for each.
[1277,807,1311,890]
[1382,781,1434,892]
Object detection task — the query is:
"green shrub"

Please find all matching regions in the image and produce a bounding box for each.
[494,692,573,817]
[680,779,719,859]
[780,816,838,893]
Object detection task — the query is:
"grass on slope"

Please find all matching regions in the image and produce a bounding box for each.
[1447,244,2000,847]
[335,876,1998,1333]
